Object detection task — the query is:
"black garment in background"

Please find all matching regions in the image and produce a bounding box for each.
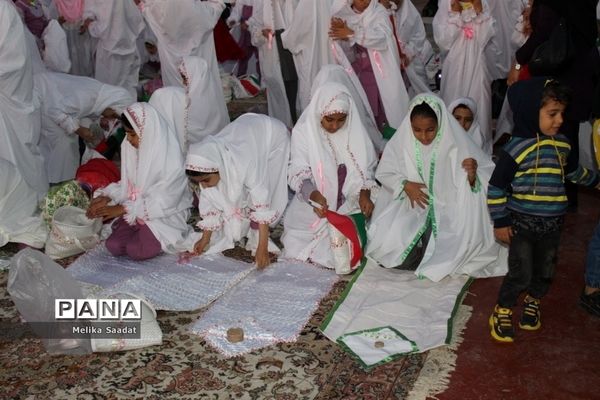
[515,1,600,207]
[275,29,298,123]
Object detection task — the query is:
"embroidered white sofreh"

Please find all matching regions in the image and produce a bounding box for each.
[190,260,337,357]
[338,327,417,368]
[67,245,253,311]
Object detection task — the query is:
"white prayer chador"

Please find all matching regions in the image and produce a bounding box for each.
[148,87,186,152]
[433,0,498,134]
[141,0,225,88]
[185,113,290,254]
[83,0,144,97]
[179,56,230,147]
[312,64,385,153]
[0,0,48,199]
[281,0,334,112]
[249,0,298,127]
[0,159,48,248]
[448,97,492,155]
[282,83,377,268]
[486,0,527,80]
[392,0,432,96]
[41,19,71,73]
[97,103,194,253]
[367,94,507,282]
[330,0,409,129]
[34,72,134,183]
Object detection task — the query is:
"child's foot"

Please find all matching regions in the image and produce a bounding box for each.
[519,295,541,330]
[489,305,515,343]
[580,289,600,317]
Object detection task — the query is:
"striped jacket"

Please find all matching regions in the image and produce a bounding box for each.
[487,134,599,228]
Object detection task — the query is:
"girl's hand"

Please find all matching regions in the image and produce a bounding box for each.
[359,190,374,218]
[95,204,125,222]
[329,19,353,40]
[76,126,94,141]
[80,18,93,34]
[87,196,111,218]
[494,226,513,244]
[404,181,429,209]
[262,28,273,39]
[462,158,478,186]
[193,232,211,255]
[255,246,271,269]
[309,190,329,218]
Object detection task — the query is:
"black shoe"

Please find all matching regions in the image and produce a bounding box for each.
[489,305,515,343]
[519,296,541,330]
[580,290,600,317]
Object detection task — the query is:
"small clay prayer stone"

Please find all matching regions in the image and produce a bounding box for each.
[227,327,244,343]
[374,341,385,348]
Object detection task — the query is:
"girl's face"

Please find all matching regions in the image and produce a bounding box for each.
[352,0,371,13]
[321,112,348,134]
[125,127,140,149]
[538,99,565,136]
[452,106,474,131]
[411,115,438,146]
[189,173,221,189]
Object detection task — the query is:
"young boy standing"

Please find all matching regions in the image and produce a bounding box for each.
[487,78,600,342]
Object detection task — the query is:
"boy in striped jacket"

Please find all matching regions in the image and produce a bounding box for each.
[487,78,600,343]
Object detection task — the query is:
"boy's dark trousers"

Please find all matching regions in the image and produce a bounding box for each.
[497,213,563,308]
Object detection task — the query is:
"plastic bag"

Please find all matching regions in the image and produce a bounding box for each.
[7,248,92,355]
[45,206,102,260]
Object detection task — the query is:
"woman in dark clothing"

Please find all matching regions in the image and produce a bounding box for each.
[507,0,600,208]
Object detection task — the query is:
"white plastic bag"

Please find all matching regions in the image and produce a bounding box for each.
[45,206,102,259]
[7,248,93,354]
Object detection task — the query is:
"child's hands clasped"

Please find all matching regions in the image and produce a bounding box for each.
[404,181,429,209]
[329,17,353,41]
[462,158,478,186]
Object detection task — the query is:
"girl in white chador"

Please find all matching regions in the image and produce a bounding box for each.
[367,94,507,282]
[329,0,409,130]
[184,114,290,269]
[82,0,144,98]
[148,87,186,153]
[433,0,498,134]
[281,0,334,112]
[0,0,48,200]
[382,0,433,96]
[312,64,385,154]
[34,72,134,183]
[139,0,225,88]
[249,0,299,126]
[449,97,492,154]
[0,159,48,249]
[282,83,377,269]
[179,56,230,147]
[87,103,194,260]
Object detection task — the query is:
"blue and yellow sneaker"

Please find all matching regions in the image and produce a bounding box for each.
[519,296,541,330]
[489,305,515,343]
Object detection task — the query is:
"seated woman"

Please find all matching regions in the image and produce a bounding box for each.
[184,113,290,268]
[367,94,506,282]
[86,102,194,261]
[448,97,492,154]
[34,71,134,183]
[282,82,378,269]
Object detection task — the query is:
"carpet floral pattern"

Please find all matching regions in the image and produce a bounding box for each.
[0,258,427,399]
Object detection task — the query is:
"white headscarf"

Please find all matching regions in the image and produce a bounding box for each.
[41,19,71,73]
[185,113,290,253]
[83,0,144,55]
[448,97,492,154]
[98,103,193,252]
[148,86,186,153]
[330,0,409,128]
[179,56,230,146]
[312,64,385,153]
[368,93,506,281]
[290,82,377,211]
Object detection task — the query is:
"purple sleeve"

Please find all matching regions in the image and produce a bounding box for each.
[299,179,317,203]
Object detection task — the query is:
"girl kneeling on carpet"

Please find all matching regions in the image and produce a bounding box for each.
[86,102,194,261]
[282,82,378,270]
[185,113,290,269]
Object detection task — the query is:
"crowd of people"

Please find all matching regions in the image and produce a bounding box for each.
[1,0,599,345]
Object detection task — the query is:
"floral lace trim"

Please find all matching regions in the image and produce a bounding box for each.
[249,210,279,225]
[290,168,312,191]
[185,164,219,173]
